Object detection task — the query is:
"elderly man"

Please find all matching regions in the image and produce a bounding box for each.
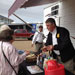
[42,18,75,74]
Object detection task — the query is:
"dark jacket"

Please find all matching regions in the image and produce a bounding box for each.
[45,27,75,62]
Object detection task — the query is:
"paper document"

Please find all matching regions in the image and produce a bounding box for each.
[27,65,43,74]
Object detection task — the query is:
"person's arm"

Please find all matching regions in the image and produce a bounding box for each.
[32,32,38,46]
[45,33,51,46]
[42,33,51,51]
[8,46,28,67]
[54,29,70,50]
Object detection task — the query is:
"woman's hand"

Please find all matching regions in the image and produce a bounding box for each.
[25,51,30,55]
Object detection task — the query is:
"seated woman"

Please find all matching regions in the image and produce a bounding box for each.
[0,25,29,75]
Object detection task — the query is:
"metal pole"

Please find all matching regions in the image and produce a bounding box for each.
[13,13,46,36]
[13,13,33,29]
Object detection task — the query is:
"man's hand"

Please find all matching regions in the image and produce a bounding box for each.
[46,45,54,51]
[31,44,34,47]
[41,46,47,52]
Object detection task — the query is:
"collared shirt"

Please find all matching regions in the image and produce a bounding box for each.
[51,28,60,55]
[0,41,26,75]
[32,31,44,44]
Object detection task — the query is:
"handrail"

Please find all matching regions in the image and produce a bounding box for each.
[71,36,75,39]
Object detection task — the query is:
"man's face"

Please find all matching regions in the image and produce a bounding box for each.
[39,27,43,32]
[46,22,56,32]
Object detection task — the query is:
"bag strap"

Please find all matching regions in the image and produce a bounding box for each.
[1,42,18,75]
